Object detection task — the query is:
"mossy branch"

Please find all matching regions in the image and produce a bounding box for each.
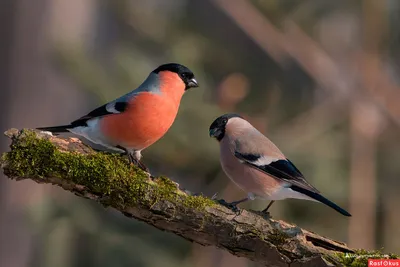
[1,129,397,267]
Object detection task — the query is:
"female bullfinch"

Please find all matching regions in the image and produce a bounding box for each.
[209,113,351,216]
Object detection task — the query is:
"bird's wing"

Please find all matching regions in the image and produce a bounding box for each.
[233,135,320,193]
[70,101,129,127]
[69,81,158,127]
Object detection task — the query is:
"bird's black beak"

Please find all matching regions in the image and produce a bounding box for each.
[187,78,199,89]
[209,128,220,138]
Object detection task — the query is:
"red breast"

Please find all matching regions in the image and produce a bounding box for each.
[99,71,186,150]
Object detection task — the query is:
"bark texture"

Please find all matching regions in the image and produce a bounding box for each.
[0,129,372,267]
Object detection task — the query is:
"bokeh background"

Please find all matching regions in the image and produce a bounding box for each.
[1,0,400,266]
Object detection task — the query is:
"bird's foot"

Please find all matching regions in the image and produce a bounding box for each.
[262,209,270,215]
[137,160,150,173]
[261,210,271,218]
[129,157,148,171]
[216,199,241,215]
[261,200,275,216]
[122,148,153,178]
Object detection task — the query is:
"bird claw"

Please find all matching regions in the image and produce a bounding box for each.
[261,210,271,218]
[128,157,153,178]
[137,161,150,173]
[216,199,241,215]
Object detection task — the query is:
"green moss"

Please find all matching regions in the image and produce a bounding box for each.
[334,249,399,267]
[268,229,290,247]
[1,130,215,212]
[154,176,179,199]
[183,194,215,210]
[152,176,214,210]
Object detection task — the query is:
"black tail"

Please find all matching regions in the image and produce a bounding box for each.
[290,185,351,217]
[36,125,72,133]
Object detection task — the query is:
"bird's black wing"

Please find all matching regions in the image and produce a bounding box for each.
[234,150,352,216]
[70,101,128,127]
[234,151,320,193]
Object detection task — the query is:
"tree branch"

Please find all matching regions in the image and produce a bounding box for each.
[0,129,392,266]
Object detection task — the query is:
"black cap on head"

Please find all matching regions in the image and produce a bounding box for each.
[153,63,198,90]
[209,113,242,141]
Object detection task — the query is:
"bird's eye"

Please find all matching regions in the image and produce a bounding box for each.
[181,73,187,78]
[222,119,228,124]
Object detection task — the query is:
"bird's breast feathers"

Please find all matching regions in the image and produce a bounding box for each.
[99,92,181,149]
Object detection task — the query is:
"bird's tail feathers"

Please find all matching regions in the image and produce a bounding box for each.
[36,125,72,134]
[290,185,351,216]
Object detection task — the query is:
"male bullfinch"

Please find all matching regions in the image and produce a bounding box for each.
[209,114,351,216]
[37,63,198,172]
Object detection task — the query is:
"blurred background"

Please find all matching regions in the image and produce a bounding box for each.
[1,0,400,266]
